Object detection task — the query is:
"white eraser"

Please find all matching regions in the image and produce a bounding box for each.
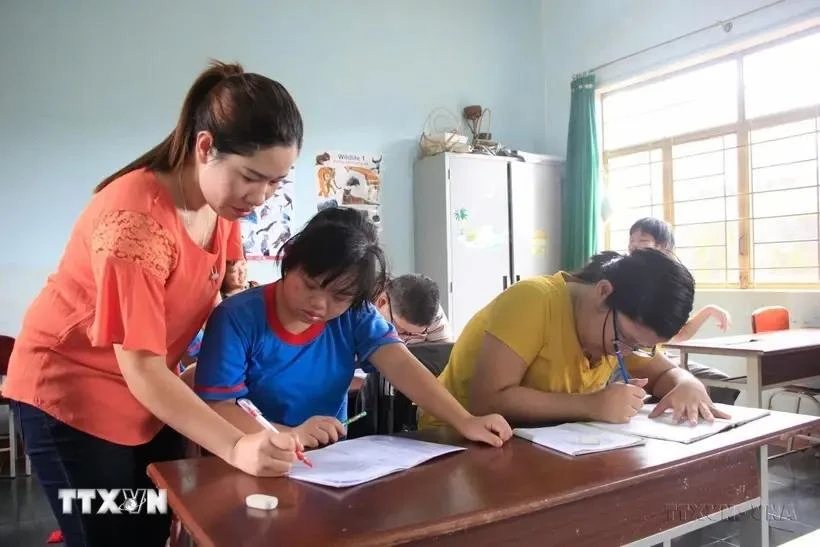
[245,494,279,510]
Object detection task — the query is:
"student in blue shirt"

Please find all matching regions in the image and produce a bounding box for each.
[194,207,512,449]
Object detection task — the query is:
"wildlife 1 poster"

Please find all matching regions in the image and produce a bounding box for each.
[240,166,295,261]
[315,151,383,233]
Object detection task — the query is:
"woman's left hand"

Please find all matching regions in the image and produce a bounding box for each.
[455,414,513,447]
[649,379,731,425]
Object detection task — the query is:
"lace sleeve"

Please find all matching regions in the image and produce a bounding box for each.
[88,210,178,354]
[90,210,178,280]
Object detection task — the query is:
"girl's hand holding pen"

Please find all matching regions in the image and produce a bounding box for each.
[589,378,648,423]
[294,416,346,448]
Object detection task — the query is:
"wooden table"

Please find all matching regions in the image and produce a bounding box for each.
[148,411,819,547]
[664,329,820,408]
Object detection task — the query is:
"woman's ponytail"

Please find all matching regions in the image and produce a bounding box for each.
[93,60,245,193]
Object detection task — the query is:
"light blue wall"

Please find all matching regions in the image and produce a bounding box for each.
[0,0,544,333]
[540,0,820,156]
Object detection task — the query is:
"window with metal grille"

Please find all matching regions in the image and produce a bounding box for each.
[601,29,820,288]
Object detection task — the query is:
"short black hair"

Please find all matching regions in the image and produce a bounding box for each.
[386,274,441,327]
[573,249,694,339]
[629,217,675,250]
[278,207,387,310]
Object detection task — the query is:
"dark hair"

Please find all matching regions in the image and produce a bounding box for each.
[629,217,675,250]
[572,250,694,339]
[94,60,303,192]
[386,274,441,327]
[278,207,387,310]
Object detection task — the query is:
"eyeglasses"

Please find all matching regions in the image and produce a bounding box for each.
[611,309,656,358]
[387,294,429,338]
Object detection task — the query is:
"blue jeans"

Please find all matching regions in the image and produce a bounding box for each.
[10,400,184,547]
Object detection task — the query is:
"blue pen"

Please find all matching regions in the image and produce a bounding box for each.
[614,348,631,383]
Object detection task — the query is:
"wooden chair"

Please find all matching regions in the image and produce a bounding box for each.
[755,307,820,453]
[1,335,31,478]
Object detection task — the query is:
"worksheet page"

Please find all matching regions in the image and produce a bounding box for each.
[287,436,465,488]
[586,403,770,444]
[514,422,645,455]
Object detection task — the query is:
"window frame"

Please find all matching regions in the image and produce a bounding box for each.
[600,25,820,289]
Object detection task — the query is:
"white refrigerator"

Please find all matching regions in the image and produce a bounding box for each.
[413,152,563,336]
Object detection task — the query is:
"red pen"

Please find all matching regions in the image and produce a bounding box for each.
[237,398,313,468]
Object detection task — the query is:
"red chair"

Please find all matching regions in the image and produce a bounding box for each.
[1,335,31,477]
[755,307,820,453]
[751,306,790,333]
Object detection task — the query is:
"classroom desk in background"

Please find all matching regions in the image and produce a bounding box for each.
[665,329,820,408]
[148,411,819,547]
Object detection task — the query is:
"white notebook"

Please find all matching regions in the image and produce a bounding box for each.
[586,403,770,444]
[287,436,465,488]
[513,422,645,456]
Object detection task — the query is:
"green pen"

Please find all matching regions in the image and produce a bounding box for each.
[342,411,367,427]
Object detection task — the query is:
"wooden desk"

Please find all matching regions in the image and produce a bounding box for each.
[148,411,819,547]
[665,329,820,408]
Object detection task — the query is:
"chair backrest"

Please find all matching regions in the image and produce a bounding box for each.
[751,306,790,333]
[354,342,454,435]
[0,335,14,376]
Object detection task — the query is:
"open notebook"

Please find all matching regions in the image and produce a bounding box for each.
[586,403,770,444]
[287,436,465,488]
[513,423,645,456]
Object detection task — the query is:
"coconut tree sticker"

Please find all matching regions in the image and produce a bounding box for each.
[454,208,469,238]
[453,207,505,248]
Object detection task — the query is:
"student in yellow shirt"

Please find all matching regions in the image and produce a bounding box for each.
[419,249,730,429]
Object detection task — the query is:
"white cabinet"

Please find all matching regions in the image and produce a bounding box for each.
[413,153,563,336]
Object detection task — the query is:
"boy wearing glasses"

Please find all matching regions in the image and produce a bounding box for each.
[373,274,453,345]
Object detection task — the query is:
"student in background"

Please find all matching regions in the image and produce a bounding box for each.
[222,257,259,299]
[373,274,453,345]
[628,217,740,405]
[3,61,304,547]
[194,207,511,449]
[419,250,730,429]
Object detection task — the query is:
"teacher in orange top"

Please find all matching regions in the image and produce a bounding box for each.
[2,60,303,547]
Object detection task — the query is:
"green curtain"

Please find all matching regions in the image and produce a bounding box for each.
[560,73,600,271]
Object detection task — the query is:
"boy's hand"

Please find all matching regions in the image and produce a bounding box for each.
[294,416,346,448]
[589,378,648,423]
[707,305,731,332]
[454,414,512,447]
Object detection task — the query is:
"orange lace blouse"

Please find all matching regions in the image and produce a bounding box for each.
[2,168,243,445]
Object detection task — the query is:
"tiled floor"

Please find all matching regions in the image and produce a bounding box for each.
[1,449,818,546]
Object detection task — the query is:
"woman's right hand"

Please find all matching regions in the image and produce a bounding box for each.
[227,430,298,477]
[589,378,648,423]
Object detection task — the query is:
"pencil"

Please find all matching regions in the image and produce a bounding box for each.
[342,411,367,427]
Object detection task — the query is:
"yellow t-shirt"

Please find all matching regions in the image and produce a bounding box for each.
[418,272,645,429]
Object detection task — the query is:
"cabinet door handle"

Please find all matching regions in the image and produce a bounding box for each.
[502,275,508,290]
